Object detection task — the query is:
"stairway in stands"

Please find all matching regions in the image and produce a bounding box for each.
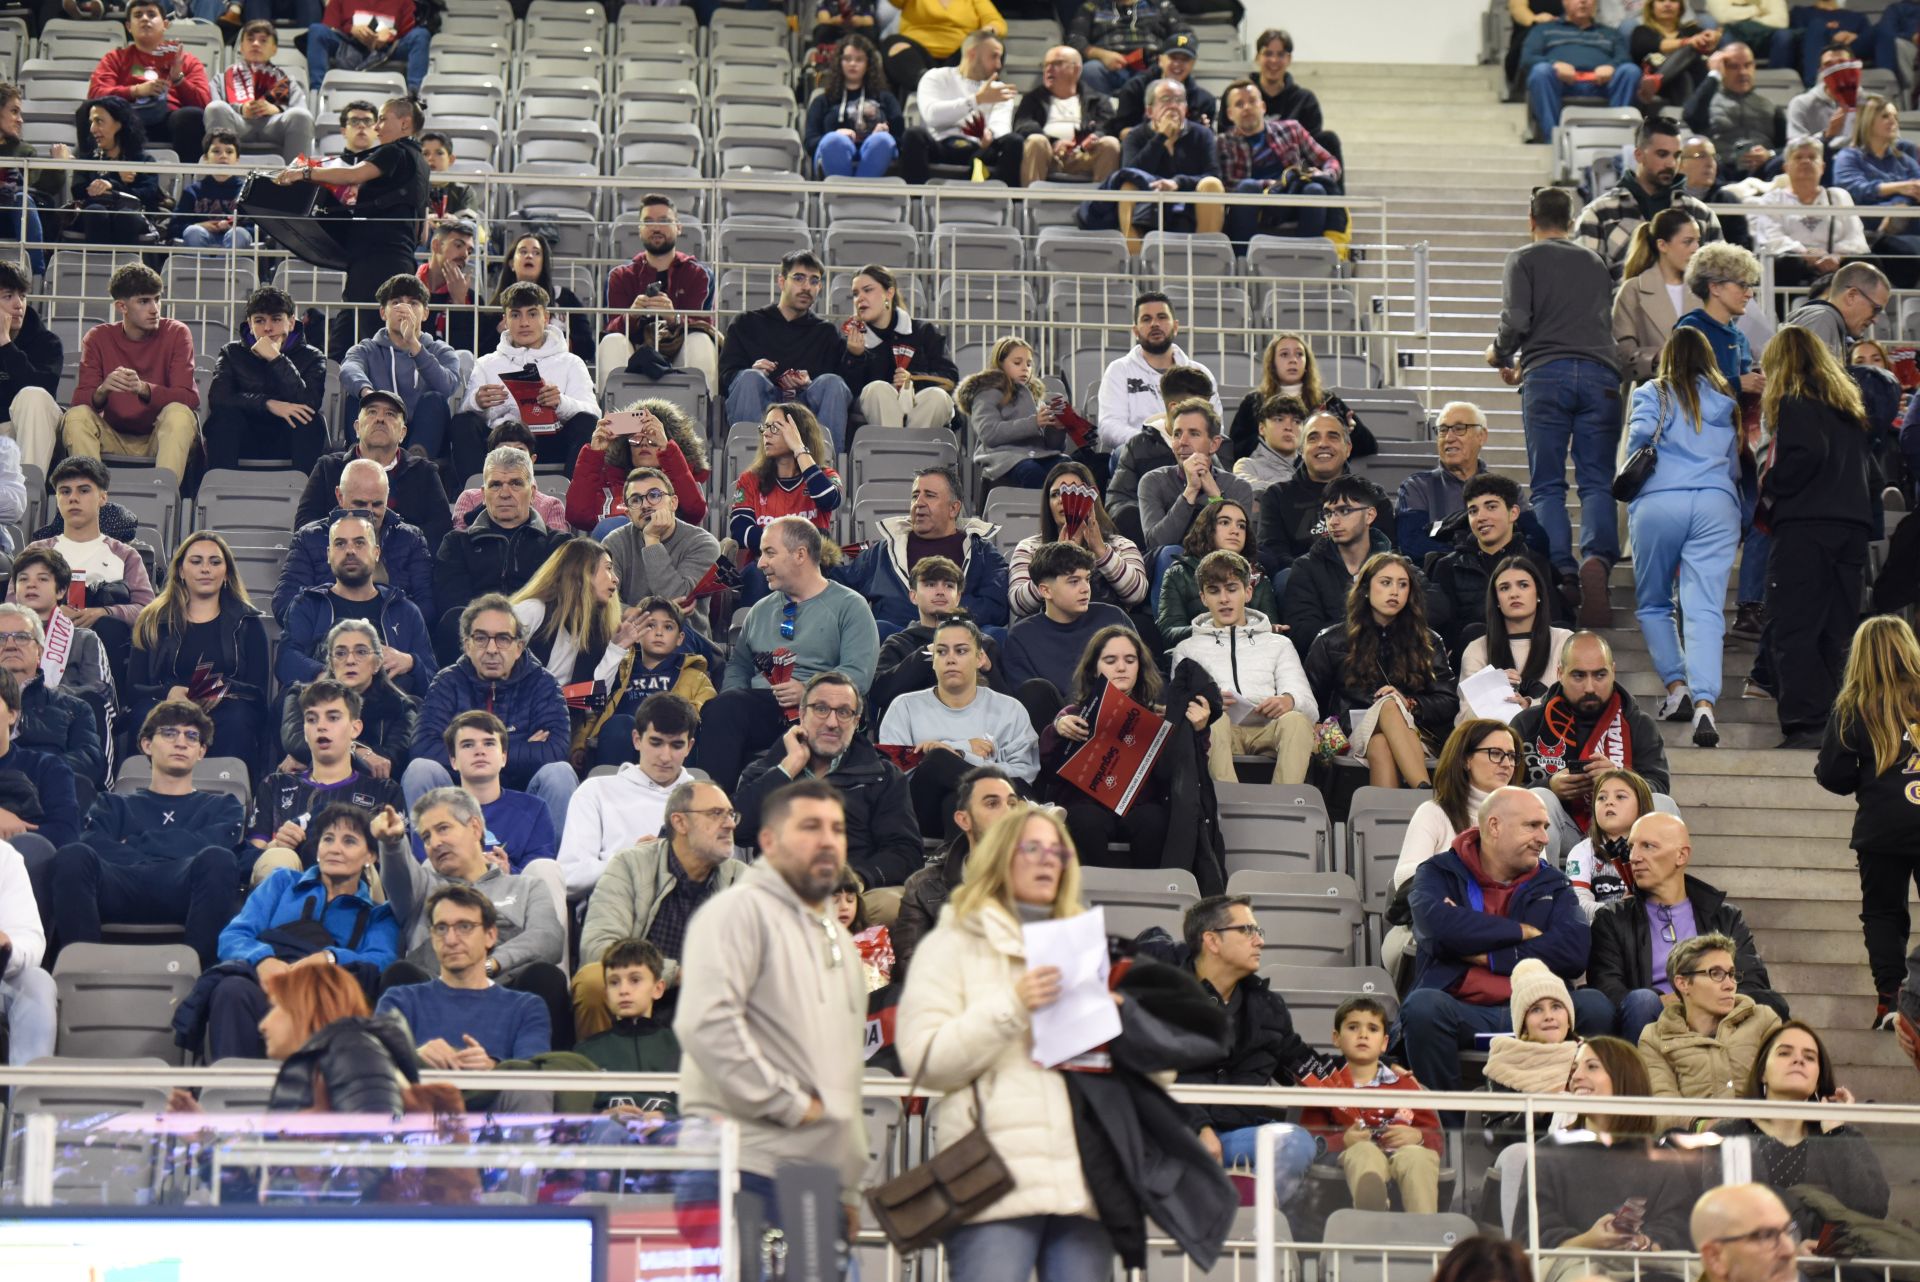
[1307,61,1919,1124]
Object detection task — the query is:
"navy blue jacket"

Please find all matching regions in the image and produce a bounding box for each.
[411,655,570,789]
[79,785,243,860]
[277,583,437,700]
[0,742,78,848]
[272,509,435,625]
[1407,831,1590,998]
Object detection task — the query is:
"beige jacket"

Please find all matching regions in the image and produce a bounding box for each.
[578,836,748,975]
[896,901,1096,1223]
[675,861,870,1194]
[1612,265,1683,384]
[1638,995,1781,1131]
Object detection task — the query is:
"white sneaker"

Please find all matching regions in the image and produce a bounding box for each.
[1692,706,1719,748]
[1657,687,1690,722]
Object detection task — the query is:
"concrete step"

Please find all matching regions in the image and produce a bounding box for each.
[1656,719,1784,749]
[1692,865,1857,902]
[1758,928,1873,964]
[1667,772,1849,810]
[1778,991,1876,1030]
[1740,896,1869,932]
[1664,746,1829,777]
[1772,961,1879,998]
[1689,836,1859,871]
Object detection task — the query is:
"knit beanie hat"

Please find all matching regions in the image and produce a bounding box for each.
[1509,958,1573,1037]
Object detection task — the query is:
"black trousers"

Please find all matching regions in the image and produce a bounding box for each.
[690,686,787,793]
[379,958,576,1051]
[880,37,958,98]
[899,129,1022,186]
[448,409,596,486]
[1061,798,1172,869]
[906,748,973,840]
[1858,847,1920,997]
[50,841,239,970]
[1765,521,1867,734]
[204,406,329,473]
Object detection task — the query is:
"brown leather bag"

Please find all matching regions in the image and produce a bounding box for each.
[864,1079,1013,1254]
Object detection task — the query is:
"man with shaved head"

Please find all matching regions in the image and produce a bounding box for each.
[1402,786,1612,1096]
[1511,631,1673,864]
[1584,812,1786,1044]
[1693,1184,1800,1282]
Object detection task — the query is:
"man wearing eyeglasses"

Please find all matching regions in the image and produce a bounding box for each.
[699,517,879,793]
[1692,1183,1802,1282]
[376,883,552,1070]
[0,603,104,795]
[275,454,437,629]
[737,671,923,892]
[277,512,438,701]
[44,700,235,970]
[1585,812,1785,1045]
[570,776,747,1040]
[604,465,721,633]
[1283,474,1393,643]
[403,593,576,839]
[1785,259,1891,364]
[374,791,571,1048]
[1394,401,1551,566]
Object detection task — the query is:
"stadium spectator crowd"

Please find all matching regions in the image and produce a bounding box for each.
[0,7,1918,1282]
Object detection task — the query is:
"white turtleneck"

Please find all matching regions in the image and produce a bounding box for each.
[1391,784,1492,890]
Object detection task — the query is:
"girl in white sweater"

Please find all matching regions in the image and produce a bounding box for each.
[1456,556,1573,726]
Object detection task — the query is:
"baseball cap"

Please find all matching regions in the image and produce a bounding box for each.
[1165,33,1199,59]
[359,388,407,416]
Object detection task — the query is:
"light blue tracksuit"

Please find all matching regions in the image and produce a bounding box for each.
[1625,376,1742,705]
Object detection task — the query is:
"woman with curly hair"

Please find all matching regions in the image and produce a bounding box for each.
[1303,551,1457,788]
[1006,460,1146,619]
[803,34,905,179]
[566,397,712,529]
[71,97,162,244]
[1155,498,1278,647]
[130,530,271,770]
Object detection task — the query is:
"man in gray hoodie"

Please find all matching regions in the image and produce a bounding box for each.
[339,272,463,464]
[677,778,869,1274]
[604,465,721,632]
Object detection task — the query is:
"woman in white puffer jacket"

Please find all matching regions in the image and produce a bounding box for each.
[896,802,1116,1282]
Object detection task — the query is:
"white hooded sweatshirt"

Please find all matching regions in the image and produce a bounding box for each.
[1170,607,1318,721]
[462,321,601,429]
[557,760,697,897]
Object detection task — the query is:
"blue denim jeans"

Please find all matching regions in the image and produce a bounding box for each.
[0,188,45,275]
[1224,176,1330,249]
[945,1214,1113,1282]
[1519,356,1623,572]
[180,223,255,249]
[1400,985,1616,1095]
[1525,62,1643,134]
[3,966,56,1065]
[724,369,852,452]
[1628,486,1739,704]
[1615,987,1668,1046]
[1217,1123,1317,1203]
[306,24,431,93]
[814,130,900,179]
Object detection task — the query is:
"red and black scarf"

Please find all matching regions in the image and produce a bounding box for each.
[1529,690,1633,832]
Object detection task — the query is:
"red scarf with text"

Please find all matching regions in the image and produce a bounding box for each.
[1529,690,1632,833]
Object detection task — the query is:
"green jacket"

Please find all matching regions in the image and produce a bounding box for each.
[1156,554,1284,649]
[576,1015,682,1113]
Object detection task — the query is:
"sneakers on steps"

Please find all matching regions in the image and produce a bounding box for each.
[1742,678,1774,700]
[1658,687,1691,722]
[1577,556,1612,628]
[1876,997,1899,1031]
[1692,706,1719,748]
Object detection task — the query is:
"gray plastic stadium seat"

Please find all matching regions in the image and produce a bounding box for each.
[1248,235,1340,283]
[195,1058,281,1112]
[1216,782,1329,875]
[1036,226,1130,279]
[6,1056,172,1200]
[716,215,810,269]
[1328,389,1428,443]
[1320,1210,1479,1282]
[846,497,891,544]
[1079,866,1201,940]
[195,469,308,534]
[605,370,707,434]
[1148,1205,1272,1281]
[820,179,912,226]
[1257,964,1398,1054]
[1223,870,1365,966]
[112,755,253,811]
[53,943,200,1064]
[982,487,1043,536]
[1139,230,1235,281]
[847,430,959,499]
[109,467,179,555]
[1347,785,1429,917]
[823,221,921,272]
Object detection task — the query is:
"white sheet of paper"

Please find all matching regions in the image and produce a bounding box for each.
[1223,693,1267,726]
[1023,906,1121,1068]
[1460,665,1524,724]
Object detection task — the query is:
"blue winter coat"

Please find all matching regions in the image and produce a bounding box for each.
[217,864,399,969]
[271,508,436,626]
[277,582,438,700]
[1407,832,1591,998]
[411,655,570,789]
[840,515,1011,629]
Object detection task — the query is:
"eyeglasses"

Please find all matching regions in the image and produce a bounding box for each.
[780,600,797,640]
[330,646,376,661]
[1213,923,1264,939]
[1472,747,1516,766]
[343,116,376,127]
[428,920,485,938]
[1657,904,1677,944]
[467,631,520,650]
[803,703,858,723]
[152,726,202,744]
[1042,57,1075,68]
[629,489,670,506]
[688,806,740,824]
[1682,966,1740,985]
[1321,504,1368,520]
[1855,288,1889,321]
[1434,423,1480,437]
[1015,839,1069,865]
[0,631,34,647]
[1710,1223,1797,1249]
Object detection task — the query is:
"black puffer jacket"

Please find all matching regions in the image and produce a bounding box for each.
[0,305,61,404]
[735,737,925,888]
[430,509,569,621]
[16,675,104,787]
[127,595,270,718]
[1587,874,1776,1005]
[1176,969,1318,1134]
[269,1014,418,1114]
[1301,622,1458,740]
[207,331,327,420]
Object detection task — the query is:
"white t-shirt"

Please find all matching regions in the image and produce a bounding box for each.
[53,534,125,585]
[1043,94,1083,141]
[1665,282,1686,319]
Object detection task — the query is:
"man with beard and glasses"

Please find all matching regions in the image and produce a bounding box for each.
[1096,290,1223,454]
[598,193,719,401]
[1573,114,1725,280]
[676,779,869,1277]
[1510,632,1675,866]
[277,513,437,700]
[719,250,853,453]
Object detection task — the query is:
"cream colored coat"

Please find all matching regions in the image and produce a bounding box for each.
[895,901,1096,1223]
[1638,994,1782,1132]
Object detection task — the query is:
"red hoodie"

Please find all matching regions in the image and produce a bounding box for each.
[1298,1062,1443,1155]
[319,0,416,38]
[89,45,212,111]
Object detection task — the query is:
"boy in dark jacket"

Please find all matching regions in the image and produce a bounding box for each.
[406,710,557,873]
[869,557,1009,727]
[575,937,682,1116]
[250,679,405,885]
[205,284,330,473]
[45,700,243,968]
[0,259,63,468]
[169,130,248,249]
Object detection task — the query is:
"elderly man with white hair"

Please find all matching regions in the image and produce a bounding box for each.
[0,601,105,794]
[428,445,569,663]
[1012,45,1122,186]
[1402,785,1613,1094]
[272,453,437,626]
[1395,400,1550,564]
